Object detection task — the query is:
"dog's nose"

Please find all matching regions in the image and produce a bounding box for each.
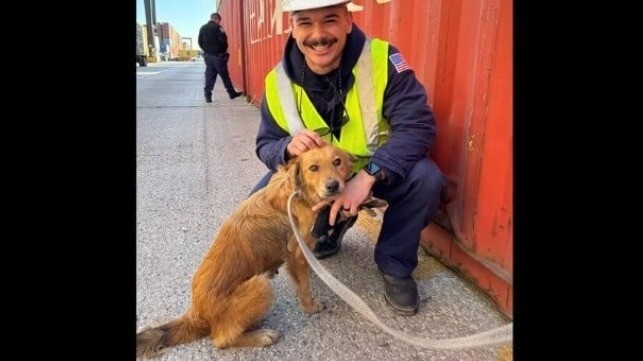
[325,180,340,194]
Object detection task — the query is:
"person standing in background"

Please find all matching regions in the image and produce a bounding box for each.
[198,12,243,103]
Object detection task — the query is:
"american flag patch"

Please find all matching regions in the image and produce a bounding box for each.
[389,53,411,73]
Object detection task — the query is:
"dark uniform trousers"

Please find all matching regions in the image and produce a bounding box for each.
[203,53,237,98]
[251,157,446,278]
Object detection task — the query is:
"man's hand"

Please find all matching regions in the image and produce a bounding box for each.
[312,170,377,226]
[287,130,326,158]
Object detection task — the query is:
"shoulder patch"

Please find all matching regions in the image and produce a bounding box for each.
[389,53,410,73]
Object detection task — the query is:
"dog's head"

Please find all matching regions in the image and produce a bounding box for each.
[286,144,352,204]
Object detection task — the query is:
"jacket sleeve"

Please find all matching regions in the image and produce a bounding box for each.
[370,45,436,184]
[255,96,292,171]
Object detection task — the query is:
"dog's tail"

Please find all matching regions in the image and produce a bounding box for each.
[136,314,210,359]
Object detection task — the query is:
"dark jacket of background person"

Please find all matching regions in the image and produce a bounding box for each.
[198,21,228,56]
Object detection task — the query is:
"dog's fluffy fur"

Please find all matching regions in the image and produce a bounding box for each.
[136,144,352,358]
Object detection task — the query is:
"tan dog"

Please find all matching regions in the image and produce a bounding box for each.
[136,144,352,358]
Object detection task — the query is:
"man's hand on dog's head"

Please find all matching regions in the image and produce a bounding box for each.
[287,130,327,158]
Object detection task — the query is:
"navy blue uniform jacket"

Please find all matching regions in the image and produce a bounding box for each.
[198,21,228,56]
[255,25,436,185]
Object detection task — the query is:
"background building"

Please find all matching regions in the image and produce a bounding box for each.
[157,22,183,60]
[182,37,193,50]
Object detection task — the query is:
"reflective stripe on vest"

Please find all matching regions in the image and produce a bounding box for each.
[275,62,304,135]
[265,38,390,171]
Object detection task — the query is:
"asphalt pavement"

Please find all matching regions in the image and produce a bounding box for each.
[136,62,513,361]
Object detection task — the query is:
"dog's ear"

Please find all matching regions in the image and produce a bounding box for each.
[286,157,303,191]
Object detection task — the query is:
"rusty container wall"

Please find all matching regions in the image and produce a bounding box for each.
[220,0,513,317]
[423,0,513,317]
[217,0,246,95]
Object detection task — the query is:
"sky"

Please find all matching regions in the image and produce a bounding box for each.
[136,0,220,49]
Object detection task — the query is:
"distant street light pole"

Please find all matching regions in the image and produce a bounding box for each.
[143,0,157,59]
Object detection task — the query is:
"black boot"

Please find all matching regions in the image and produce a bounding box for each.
[380,271,419,316]
[313,215,357,259]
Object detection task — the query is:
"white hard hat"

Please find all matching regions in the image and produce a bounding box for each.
[282,0,351,12]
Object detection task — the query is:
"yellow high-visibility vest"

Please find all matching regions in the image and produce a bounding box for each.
[265,38,391,172]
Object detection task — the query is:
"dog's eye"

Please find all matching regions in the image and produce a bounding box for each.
[309,165,319,172]
[333,158,341,166]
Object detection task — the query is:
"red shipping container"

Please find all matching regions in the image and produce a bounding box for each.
[219,0,513,317]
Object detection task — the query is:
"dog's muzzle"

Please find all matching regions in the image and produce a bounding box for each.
[323,179,343,197]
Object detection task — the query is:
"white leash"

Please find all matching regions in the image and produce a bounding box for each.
[287,192,512,350]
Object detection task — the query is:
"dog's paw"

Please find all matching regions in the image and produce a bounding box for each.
[257,329,280,346]
[302,298,325,314]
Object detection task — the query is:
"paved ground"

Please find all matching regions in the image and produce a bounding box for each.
[136,62,513,360]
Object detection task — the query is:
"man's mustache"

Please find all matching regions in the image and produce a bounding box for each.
[303,37,338,48]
